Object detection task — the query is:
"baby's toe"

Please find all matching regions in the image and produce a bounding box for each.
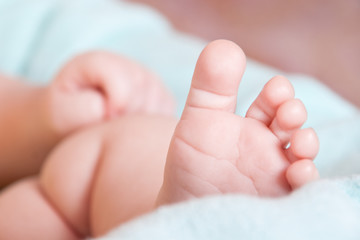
[269,98,307,146]
[286,159,319,189]
[286,128,319,162]
[246,76,294,125]
[184,39,246,114]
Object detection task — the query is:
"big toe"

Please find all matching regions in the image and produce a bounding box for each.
[185,40,246,114]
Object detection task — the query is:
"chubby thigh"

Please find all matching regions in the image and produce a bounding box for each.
[0,177,80,240]
[40,114,177,237]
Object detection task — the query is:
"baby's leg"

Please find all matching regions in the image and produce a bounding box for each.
[0,126,105,239]
[0,178,80,240]
[39,124,106,237]
[37,115,176,237]
[0,115,176,238]
[89,115,176,236]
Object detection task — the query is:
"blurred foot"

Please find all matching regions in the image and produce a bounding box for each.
[45,51,175,135]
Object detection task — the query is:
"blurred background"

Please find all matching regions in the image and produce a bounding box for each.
[127,0,360,107]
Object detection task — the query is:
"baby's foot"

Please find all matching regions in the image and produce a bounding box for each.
[157,40,319,205]
[45,51,175,136]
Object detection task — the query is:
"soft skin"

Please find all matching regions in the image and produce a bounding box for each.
[0,40,319,239]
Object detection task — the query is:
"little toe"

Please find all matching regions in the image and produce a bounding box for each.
[286,128,320,163]
[269,98,307,147]
[286,159,319,190]
[184,39,246,114]
[246,76,295,125]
